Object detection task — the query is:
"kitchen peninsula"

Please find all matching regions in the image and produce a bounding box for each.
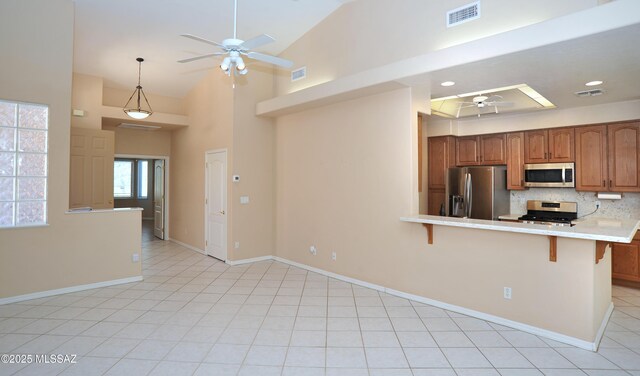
[400,214,640,351]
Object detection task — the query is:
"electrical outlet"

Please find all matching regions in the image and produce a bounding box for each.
[309,246,317,256]
[503,287,512,300]
[132,253,140,263]
[595,200,601,208]
[234,241,240,249]
[331,252,337,261]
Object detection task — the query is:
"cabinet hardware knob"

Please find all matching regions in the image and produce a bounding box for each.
[610,180,612,188]
[549,152,552,159]
[544,152,547,159]
[603,180,606,187]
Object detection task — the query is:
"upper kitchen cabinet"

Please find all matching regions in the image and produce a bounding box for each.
[456,136,480,166]
[608,122,640,192]
[428,136,456,190]
[480,134,506,165]
[576,122,640,192]
[524,128,574,163]
[575,125,608,191]
[456,134,506,166]
[506,132,526,190]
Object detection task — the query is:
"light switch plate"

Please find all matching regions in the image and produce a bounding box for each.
[240,196,249,204]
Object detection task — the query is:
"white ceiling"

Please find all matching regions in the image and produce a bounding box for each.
[73,0,346,98]
[427,23,640,118]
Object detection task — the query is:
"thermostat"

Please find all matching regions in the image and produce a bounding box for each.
[232,175,240,182]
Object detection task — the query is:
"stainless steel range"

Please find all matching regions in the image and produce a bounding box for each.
[518,200,578,227]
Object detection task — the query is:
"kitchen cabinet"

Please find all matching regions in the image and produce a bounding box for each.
[428,136,455,215]
[456,136,480,166]
[612,231,640,283]
[575,125,608,191]
[428,136,456,190]
[506,132,526,190]
[576,122,640,192]
[456,134,506,166]
[480,134,507,165]
[524,128,574,163]
[608,122,640,192]
[428,189,446,216]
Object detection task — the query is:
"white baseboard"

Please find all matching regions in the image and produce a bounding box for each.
[169,238,205,255]
[226,255,274,266]
[593,302,615,351]
[0,276,144,305]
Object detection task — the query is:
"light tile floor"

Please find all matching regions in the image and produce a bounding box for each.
[1,226,640,375]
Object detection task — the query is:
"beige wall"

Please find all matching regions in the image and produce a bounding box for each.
[110,127,172,156]
[276,0,597,95]
[170,71,234,249]
[0,0,141,299]
[71,74,103,129]
[231,68,276,260]
[275,87,608,341]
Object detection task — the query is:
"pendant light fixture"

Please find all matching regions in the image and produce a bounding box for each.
[123,57,153,120]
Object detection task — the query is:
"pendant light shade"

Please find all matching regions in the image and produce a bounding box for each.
[123,57,153,119]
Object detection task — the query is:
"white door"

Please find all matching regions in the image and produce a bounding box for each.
[153,159,165,239]
[206,151,227,261]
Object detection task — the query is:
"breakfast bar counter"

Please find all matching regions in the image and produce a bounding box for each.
[398,214,640,351]
[400,215,640,243]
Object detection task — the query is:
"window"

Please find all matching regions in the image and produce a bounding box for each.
[137,160,148,199]
[113,158,150,200]
[0,100,48,227]
[114,160,133,198]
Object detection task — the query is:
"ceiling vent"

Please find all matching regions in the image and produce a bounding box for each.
[117,123,161,131]
[291,66,306,82]
[575,88,605,97]
[447,1,481,27]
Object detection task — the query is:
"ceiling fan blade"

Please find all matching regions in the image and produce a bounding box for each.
[240,34,275,50]
[247,52,294,68]
[180,34,225,49]
[177,53,225,64]
[486,101,514,107]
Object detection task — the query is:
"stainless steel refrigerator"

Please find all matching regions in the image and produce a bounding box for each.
[445,166,510,220]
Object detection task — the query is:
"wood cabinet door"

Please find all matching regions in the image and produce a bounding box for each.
[506,132,525,190]
[428,189,446,216]
[612,241,640,282]
[608,123,640,192]
[548,128,575,162]
[524,130,548,163]
[575,125,608,192]
[456,136,480,166]
[480,134,506,165]
[428,137,450,189]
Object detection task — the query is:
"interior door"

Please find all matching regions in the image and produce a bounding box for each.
[69,127,114,209]
[153,159,165,239]
[206,151,227,261]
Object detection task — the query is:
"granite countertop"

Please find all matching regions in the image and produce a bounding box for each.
[400,215,640,243]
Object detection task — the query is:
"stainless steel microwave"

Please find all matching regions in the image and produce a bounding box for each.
[523,163,575,188]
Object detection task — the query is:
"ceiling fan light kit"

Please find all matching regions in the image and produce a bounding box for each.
[178,0,294,77]
[123,57,153,120]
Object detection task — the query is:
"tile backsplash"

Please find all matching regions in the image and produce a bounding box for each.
[510,189,640,219]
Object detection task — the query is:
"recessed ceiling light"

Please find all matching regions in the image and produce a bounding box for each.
[585,80,603,86]
[441,81,455,87]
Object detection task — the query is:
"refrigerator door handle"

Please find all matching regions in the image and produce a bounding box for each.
[466,173,473,218]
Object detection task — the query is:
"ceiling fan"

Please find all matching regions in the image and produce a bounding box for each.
[456,95,513,118]
[177,0,294,76]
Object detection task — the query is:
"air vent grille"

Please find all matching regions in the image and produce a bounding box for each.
[575,89,605,97]
[291,66,306,82]
[117,123,161,131]
[447,1,480,27]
